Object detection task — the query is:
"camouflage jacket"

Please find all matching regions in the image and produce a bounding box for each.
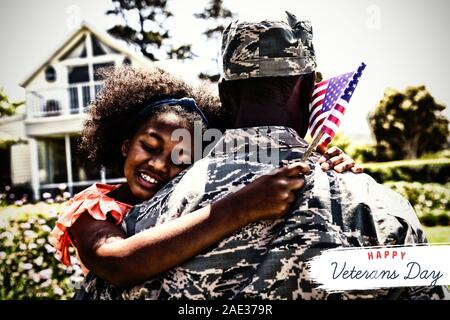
[79,126,449,300]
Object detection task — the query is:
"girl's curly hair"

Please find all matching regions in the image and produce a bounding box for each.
[81,66,230,170]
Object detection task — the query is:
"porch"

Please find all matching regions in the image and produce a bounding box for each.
[26,82,102,118]
[29,134,124,200]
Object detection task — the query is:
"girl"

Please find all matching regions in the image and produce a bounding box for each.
[51,66,360,289]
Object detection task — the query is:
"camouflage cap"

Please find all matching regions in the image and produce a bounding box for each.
[221,12,316,81]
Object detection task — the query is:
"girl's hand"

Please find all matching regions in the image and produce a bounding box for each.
[229,162,311,223]
[318,146,364,173]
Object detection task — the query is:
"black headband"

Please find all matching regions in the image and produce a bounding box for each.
[137,97,209,126]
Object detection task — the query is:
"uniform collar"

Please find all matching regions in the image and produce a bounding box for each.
[210,126,308,156]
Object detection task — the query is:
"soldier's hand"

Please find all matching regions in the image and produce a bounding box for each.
[318,146,364,173]
[233,162,310,222]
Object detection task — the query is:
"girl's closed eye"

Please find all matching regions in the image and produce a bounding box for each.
[140,140,159,153]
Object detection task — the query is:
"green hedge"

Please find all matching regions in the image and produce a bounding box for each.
[384,181,449,226]
[363,158,450,183]
[0,205,82,299]
[420,213,449,227]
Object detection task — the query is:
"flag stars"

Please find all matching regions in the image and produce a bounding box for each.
[308,63,365,144]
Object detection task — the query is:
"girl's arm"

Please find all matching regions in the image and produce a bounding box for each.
[69,162,310,288]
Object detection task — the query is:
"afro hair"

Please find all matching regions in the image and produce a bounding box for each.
[80,66,230,170]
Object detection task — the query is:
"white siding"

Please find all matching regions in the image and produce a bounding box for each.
[25,115,85,136]
[11,144,31,184]
[0,114,26,138]
[0,115,31,184]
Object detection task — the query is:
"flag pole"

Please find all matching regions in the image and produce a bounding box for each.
[301,131,324,161]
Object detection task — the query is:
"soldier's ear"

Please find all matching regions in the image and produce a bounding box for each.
[121,140,130,157]
[218,79,239,124]
[218,79,229,107]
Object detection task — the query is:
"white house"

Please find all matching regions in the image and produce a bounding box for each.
[2,22,155,200]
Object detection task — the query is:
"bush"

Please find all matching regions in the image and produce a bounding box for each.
[420,214,437,227]
[348,144,378,163]
[0,184,33,206]
[436,213,450,226]
[420,149,450,159]
[325,134,378,163]
[363,158,450,183]
[327,133,351,155]
[383,181,449,226]
[384,181,449,213]
[0,205,82,299]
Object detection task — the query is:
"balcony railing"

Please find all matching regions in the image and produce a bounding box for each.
[27,82,102,118]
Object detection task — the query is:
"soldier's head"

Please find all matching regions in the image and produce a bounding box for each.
[218,12,316,137]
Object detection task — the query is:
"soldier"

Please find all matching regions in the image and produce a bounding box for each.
[81,12,449,299]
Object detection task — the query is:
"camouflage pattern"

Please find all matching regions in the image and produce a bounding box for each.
[78,126,449,300]
[221,12,316,81]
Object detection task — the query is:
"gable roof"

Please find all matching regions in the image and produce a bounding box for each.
[20,21,153,88]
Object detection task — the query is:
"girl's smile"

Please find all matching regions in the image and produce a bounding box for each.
[121,113,194,203]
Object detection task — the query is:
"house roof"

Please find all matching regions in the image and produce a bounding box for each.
[20,21,153,88]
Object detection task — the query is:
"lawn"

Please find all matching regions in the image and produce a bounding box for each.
[423,226,450,244]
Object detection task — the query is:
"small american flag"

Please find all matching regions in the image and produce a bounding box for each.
[308,62,366,149]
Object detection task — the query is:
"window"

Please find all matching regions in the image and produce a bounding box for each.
[68,87,79,114]
[0,147,11,187]
[67,62,114,84]
[70,136,102,182]
[44,99,60,116]
[59,36,87,61]
[82,85,91,109]
[92,35,106,56]
[67,63,113,112]
[68,65,90,84]
[94,84,103,96]
[45,66,56,82]
[38,138,67,184]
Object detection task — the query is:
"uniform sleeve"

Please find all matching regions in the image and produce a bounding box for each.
[50,184,131,266]
[369,177,427,244]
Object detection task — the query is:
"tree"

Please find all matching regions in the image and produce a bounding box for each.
[0,88,24,148]
[106,0,192,60]
[315,71,323,83]
[369,85,449,160]
[194,0,234,82]
[167,44,195,60]
[0,88,22,118]
[194,0,233,38]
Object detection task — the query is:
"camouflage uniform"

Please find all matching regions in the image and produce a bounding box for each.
[76,13,449,299]
[80,127,449,300]
[221,12,316,80]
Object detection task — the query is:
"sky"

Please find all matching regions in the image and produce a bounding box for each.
[0,0,449,143]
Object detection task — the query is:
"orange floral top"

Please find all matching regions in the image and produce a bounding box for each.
[50,183,132,266]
